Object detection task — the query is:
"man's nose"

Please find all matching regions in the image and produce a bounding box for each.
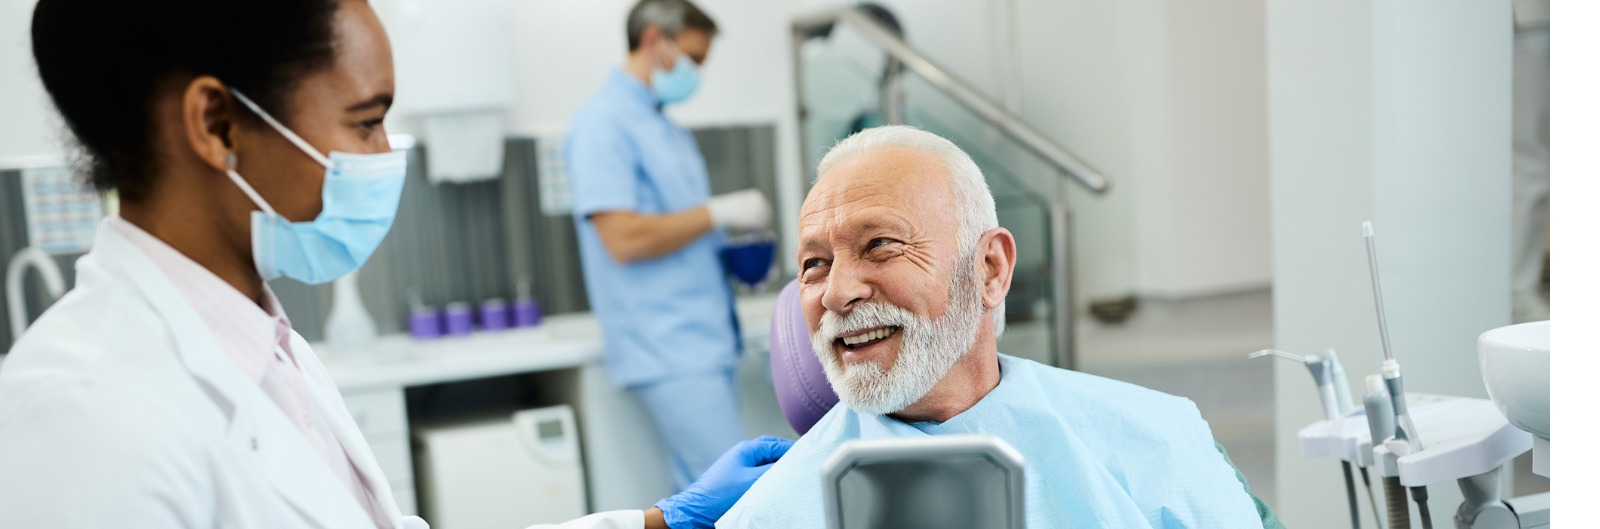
[821,259,872,315]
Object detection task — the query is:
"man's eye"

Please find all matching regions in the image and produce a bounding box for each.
[803,258,827,270]
[868,238,894,249]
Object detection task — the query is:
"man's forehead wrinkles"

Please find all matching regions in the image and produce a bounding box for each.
[798,146,959,264]
[801,207,913,241]
[804,188,899,219]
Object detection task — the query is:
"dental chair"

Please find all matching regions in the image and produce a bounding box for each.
[766,279,1286,529]
[768,279,838,435]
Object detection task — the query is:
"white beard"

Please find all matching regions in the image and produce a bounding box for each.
[810,254,987,416]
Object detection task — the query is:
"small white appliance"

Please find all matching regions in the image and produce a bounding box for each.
[413,405,588,529]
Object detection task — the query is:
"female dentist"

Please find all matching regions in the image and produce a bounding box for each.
[0,1,789,528]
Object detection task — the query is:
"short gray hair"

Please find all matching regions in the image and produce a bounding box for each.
[816,125,1006,336]
[626,0,718,51]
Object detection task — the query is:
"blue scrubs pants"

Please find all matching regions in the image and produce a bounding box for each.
[631,369,745,491]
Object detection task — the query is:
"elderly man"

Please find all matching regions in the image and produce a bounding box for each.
[718,126,1277,528]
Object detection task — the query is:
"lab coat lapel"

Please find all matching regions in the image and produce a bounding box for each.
[247,386,380,529]
[289,334,406,527]
[89,226,376,529]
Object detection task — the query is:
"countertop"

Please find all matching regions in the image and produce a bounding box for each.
[319,293,780,392]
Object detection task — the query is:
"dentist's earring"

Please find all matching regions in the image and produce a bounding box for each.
[226,153,238,171]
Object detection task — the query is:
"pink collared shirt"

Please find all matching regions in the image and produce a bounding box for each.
[108,217,389,528]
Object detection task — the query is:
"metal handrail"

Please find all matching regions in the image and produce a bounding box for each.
[793,7,1110,195]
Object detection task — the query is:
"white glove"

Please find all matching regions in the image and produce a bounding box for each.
[706,189,772,230]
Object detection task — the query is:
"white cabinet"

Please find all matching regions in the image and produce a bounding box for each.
[319,294,780,521]
[342,387,415,514]
[345,387,408,439]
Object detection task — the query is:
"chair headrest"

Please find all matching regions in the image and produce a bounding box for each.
[769,279,839,435]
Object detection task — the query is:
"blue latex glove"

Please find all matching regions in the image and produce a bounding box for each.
[654,435,794,529]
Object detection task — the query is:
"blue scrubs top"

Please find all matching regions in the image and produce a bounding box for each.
[565,69,739,388]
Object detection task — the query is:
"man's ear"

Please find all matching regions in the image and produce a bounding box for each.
[180,75,237,174]
[977,227,1016,312]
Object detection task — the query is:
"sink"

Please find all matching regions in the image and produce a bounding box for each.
[1479,320,1549,475]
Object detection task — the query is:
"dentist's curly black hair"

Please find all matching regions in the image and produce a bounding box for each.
[31,0,342,202]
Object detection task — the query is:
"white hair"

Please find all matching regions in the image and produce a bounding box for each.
[816,125,1006,336]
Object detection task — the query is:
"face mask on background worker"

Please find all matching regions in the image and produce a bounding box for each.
[651,36,701,105]
[225,88,408,285]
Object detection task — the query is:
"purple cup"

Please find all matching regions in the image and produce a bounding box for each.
[409,307,443,340]
[479,298,510,332]
[443,302,473,336]
[513,299,542,328]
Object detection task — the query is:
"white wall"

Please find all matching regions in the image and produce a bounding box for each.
[1266,2,1380,525]
[883,0,1276,303]
[970,0,1279,303]
[1267,1,1511,527]
[1014,0,1151,304]
[463,0,798,136]
[0,0,62,166]
[1156,0,1273,298]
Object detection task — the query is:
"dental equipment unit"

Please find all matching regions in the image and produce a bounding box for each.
[1288,222,1546,529]
[1362,223,1417,450]
[1362,221,1431,529]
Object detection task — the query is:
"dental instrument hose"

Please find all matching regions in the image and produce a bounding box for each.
[1410,486,1432,529]
[1365,376,1398,529]
[1384,477,1411,529]
[1342,462,1362,529]
[1359,467,1381,529]
[1325,349,1363,529]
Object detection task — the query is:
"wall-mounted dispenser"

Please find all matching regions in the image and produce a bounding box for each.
[375,0,517,184]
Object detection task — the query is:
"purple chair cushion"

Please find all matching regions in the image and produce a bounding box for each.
[769,279,840,435]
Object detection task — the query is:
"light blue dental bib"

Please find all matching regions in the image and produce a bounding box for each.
[718,354,1263,528]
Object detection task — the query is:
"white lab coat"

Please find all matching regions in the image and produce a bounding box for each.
[0,225,643,529]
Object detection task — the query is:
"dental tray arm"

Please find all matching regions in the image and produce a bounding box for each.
[1297,394,1531,487]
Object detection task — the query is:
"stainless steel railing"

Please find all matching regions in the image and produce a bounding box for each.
[792,7,1110,195]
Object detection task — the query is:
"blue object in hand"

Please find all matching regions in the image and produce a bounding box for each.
[655,435,795,529]
[720,238,776,287]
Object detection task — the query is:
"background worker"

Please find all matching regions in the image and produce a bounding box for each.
[565,0,773,490]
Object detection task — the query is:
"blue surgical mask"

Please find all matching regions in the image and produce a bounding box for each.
[226,89,407,285]
[651,54,701,105]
